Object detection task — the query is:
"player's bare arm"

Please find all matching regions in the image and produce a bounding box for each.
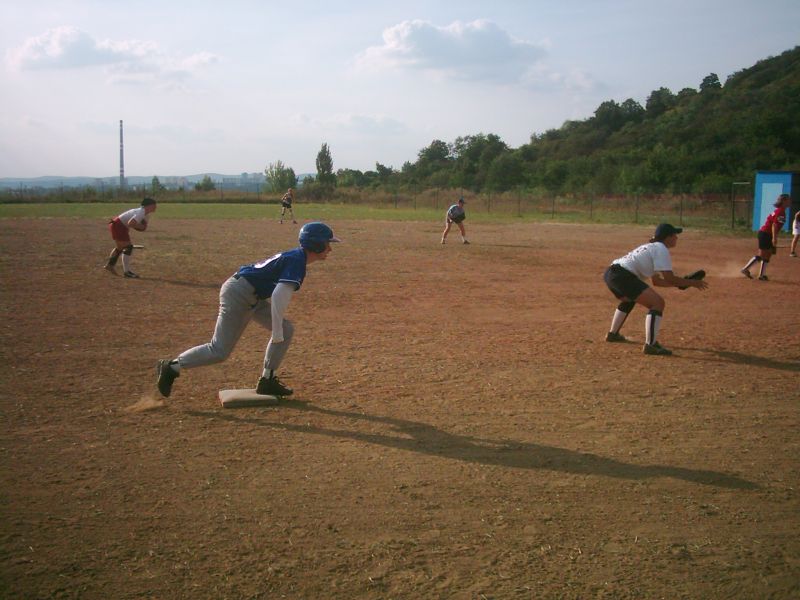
[128,218,147,231]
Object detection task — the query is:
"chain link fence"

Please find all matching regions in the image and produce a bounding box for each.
[0,184,756,230]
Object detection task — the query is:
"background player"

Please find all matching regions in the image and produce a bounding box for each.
[603,223,708,356]
[741,193,791,280]
[104,197,156,278]
[156,222,341,399]
[441,197,469,244]
[280,187,298,224]
[790,209,799,257]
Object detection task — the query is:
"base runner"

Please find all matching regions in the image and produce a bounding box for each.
[156,222,341,398]
[742,193,791,279]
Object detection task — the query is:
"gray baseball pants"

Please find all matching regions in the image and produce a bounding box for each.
[177,275,294,372]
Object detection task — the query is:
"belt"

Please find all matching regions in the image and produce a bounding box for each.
[233,273,241,280]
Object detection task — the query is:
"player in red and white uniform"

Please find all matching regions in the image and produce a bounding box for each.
[741,193,791,280]
[603,223,708,356]
[104,197,157,278]
[789,209,799,258]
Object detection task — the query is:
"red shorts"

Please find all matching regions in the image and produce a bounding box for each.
[109,218,131,243]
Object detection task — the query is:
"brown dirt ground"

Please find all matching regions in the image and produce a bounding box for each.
[1,217,799,599]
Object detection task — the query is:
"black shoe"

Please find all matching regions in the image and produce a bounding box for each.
[758,275,768,281]
[643,342,673,356]
[124,271,140,278]
[157,359,179,397]
[256,375,293,396]
[605,331,627,343]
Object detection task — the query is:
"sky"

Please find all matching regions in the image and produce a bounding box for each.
[1,0,799,178]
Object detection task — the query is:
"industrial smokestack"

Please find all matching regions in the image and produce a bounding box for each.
[119,120,125,189]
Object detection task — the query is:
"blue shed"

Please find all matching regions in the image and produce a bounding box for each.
[753,171,797,231]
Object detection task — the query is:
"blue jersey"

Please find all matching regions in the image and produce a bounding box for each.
[237,247,307,298]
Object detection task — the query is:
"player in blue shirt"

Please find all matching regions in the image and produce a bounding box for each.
[156,222,341,398]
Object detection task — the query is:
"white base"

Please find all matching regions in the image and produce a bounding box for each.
[218,389,279,408]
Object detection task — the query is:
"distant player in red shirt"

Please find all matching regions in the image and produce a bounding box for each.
[741,193,791,281]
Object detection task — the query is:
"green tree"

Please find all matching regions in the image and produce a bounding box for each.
[194,175,216,191]
[375,162,394,184]
[316,143,335,187]
[700,73,722,92]
[485,152,525,191]
[151,176,166,194]
[645,87,676,118]
[264,160,297,192]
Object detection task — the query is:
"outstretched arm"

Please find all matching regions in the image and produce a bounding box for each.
[652,270,707,290]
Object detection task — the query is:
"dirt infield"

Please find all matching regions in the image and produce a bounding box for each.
[1,217,798,599]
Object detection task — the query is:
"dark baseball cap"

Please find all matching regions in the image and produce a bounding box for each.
[654,223,682,239]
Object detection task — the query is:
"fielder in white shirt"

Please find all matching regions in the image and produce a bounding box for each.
[603,223,708,356]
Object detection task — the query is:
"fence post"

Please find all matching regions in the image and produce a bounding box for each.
[679,194,684,226]
[590,193,594,220]
[635,194,639,224]
[517,190,521,218]
[551,195,556,218]
[487,191,491,213]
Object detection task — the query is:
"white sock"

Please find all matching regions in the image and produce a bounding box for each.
[610,310,628,334]
[645,311,662,345]
[122,254,131,272]
[759,261,768,276]
[261,368,274,379]
[743,256,759,270]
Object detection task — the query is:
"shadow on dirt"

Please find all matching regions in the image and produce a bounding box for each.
[186,402,759,490]
[139,276,220,289]
[675,347,800,372]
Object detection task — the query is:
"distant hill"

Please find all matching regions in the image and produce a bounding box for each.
[0,173,316,191]
[384,46,800,194]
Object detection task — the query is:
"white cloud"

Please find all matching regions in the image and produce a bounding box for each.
[356,19,548,85]
[5,26,218,88]
[290,113,408,135]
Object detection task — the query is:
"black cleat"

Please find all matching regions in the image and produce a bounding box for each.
[124,271,140,278]
[758,275,769,281]
[157,359,179,397]
[643,342,673,356]
[605,331,627,343]
[256,375,293,396]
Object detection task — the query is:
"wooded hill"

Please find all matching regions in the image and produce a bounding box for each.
[336,46,800,195]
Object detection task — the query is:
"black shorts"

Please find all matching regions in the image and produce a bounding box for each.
[757,230,773,250]
[604,264,648,301]
[281,201,292,209]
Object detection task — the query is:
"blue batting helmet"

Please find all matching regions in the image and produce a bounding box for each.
[298,222,341,253]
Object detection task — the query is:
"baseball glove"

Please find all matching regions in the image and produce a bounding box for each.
[452,214,465,224]
[678,269,706,290]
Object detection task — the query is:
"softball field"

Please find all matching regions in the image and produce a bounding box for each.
[1,216,798,599]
